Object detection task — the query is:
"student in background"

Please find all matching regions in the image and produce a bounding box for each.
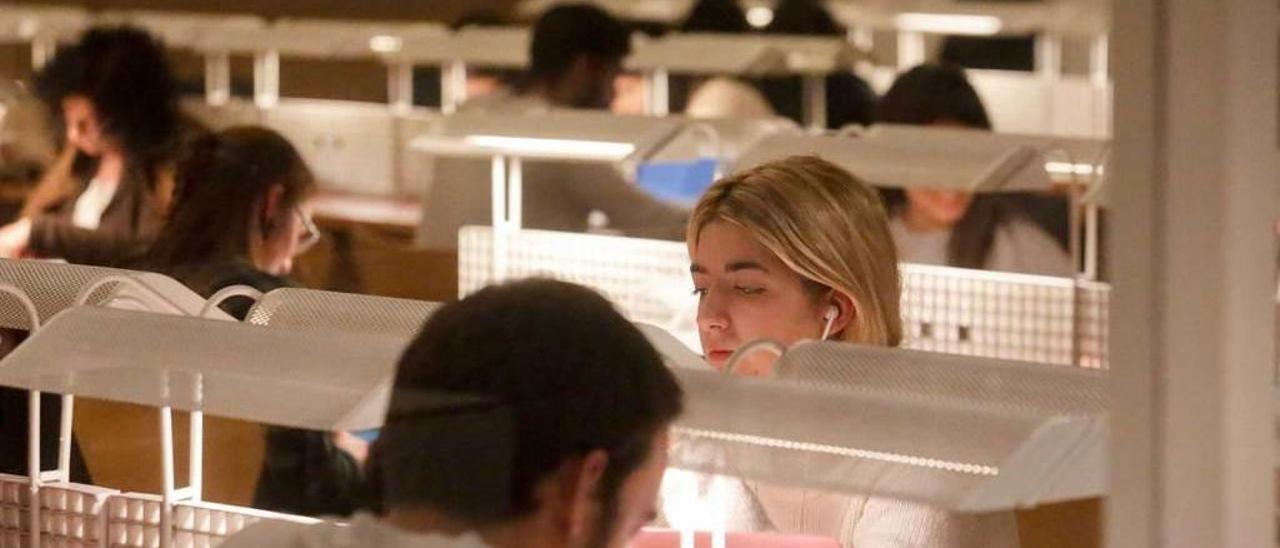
[876,64,1073,276]
[675,155,1019,547]
[760,0,877,129]
[147,126,366,517]
[675,0,775,119]
[0,26,193,266]
[419,4,687,250]
[222,279,684,548]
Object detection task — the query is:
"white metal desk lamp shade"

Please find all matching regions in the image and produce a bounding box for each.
[0,306,406,547]
[663,341,1106,513]
[411,111,688,280]
[733,124,1056,193]
[0,260,242,548]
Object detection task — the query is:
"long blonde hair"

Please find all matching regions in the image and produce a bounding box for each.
[688,155,902,347]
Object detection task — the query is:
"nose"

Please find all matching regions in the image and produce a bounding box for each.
[696,285,730,334]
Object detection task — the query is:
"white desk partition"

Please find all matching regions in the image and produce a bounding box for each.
[458,227,1111,368]
[0,306,405,547]
[0,5,88,68]
[0,260,239,548]
[733,124,1056,192]
[670,343,1106,511]
[262,99,405,196]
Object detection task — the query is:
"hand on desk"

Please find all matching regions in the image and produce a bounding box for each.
[333,430,370,465]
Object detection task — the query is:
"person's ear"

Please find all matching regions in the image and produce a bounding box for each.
[825,291,857,339]
[260,183,286,235]
[555,449,608,544]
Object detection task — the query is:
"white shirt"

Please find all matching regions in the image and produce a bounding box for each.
[219,513,492,548]
[889,216,1074,277]
[660,471,1020,548]
[71,177,118,230]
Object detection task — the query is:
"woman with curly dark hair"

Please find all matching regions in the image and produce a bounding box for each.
[0,25,193,266]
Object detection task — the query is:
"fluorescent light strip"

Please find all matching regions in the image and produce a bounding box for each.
[895,13,1003,36]
[464,135,636,160]
[1045,161,1103,177]
[368,35,403,53]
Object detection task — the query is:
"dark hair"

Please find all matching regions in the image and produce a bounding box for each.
[680,0,749,33]
[374,279,683,525]
[875,64,1013,269]
[35,25,179,162]
[529,4,631,82]
[764,0,845,36]
[875,64,992,130]
[147,126,314,270]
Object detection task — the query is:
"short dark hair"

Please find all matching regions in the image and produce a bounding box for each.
[875,64,992,129]
[680,0,750,33]
[375,279,683,524]
[147,126,314,272]
[764,0,845,36]
[34,25,179,159]
[529,4,631,82]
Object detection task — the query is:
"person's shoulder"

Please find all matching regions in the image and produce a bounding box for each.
[219,519,319,548]
[992,217,1074,277]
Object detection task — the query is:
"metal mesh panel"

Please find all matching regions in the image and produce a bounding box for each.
[106,494,162,548]
[458,227,695,335]
[245,288,442,339]
[37,483,116,546]
[0,474,28,548]
[0,260,130,328]
[897,264,1109,367]
[774,342,1106,418]
[459,228,1114,368]
[172,501,319,547]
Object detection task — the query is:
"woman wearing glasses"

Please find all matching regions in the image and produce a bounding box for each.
[146,126,364,518]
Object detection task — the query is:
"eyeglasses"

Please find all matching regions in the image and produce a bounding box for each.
[295,207,321,255]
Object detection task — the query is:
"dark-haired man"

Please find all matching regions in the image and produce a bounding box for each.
[223,279,684,548]
[418,4,688,250]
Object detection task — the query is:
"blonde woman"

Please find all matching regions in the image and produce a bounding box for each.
[677,155,1019,547]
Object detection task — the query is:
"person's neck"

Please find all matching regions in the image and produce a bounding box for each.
[525,80,572,109]
[93,151,126,187]
[384,507,558,548]
[901,206,952,233]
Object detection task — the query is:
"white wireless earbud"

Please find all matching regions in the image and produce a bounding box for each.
[820,305,839,341]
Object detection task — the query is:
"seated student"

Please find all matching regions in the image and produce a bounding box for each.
[222,279,685,548]
[419,4,687,250]
[0,26,193,266]
[674,0,775,120]
[146,126,366,517]
[677,156,1019,547]
[876,64,1073,276]
[758,0,878,129]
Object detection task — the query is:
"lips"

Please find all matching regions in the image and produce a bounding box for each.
[705,350,734,364]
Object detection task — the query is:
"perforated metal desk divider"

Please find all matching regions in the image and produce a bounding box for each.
[899,264,1111,368]
[669,342,1107,512]
[0,260,243,548]
[458,226,699,349]
[0,306,407,546]
[457,227,1112,368]
[245,287,442,339]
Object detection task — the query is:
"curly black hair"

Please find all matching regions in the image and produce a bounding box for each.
[34,25,180,160]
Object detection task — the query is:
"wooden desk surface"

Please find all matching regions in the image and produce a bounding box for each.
[311,191,420,231]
